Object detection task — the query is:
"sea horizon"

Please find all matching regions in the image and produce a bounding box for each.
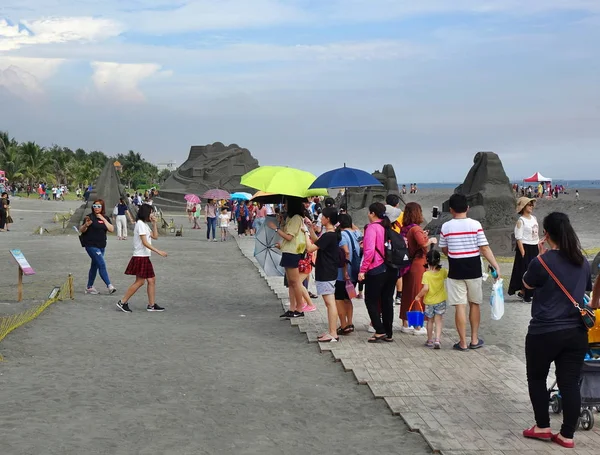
[407,180,600,190]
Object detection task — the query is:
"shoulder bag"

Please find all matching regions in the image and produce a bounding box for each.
[538,255,596,329]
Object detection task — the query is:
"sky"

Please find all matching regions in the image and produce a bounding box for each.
[0,1,599,182]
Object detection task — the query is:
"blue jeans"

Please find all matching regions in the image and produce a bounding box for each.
[85,247,111,288]
[207,217,217,239]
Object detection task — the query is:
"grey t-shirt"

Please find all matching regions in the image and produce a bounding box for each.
[523,250,592,335]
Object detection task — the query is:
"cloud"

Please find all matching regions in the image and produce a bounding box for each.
[324,0,600,21]
[0,17,123,51]
[0,56,64,98]
[86,61,170,102]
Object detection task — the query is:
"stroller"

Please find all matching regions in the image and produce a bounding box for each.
[549,343,600,431]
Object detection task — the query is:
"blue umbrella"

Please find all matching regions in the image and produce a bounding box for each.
[309,164,383,190]
[230,192,252,200]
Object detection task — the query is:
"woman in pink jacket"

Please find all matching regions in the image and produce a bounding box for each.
[357,202,399,342]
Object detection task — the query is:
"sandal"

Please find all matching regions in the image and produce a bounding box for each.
[383,337,394,342]
[424,339,434,348]
[337,326,353,336]
[347,324,355,332]
[453,343,469,351]
[433,339,441,350]
[368,334,386,343]
[522,426,552,441]
[318,335,339,343]
[309,292,318,299]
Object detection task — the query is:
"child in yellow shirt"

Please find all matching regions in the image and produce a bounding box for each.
[415,249,448,349]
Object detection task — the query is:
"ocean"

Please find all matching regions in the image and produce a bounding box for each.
[412,180,600,190]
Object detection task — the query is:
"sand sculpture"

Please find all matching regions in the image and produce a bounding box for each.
[426,152,516,255]
[153,142,259,210]
[68,160,127,229]
[340,164,401,210]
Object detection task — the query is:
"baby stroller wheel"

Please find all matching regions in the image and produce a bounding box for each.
[580,408,594,431]
[550,394,562,414]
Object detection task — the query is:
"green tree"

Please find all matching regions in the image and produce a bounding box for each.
[49,145,74,185]
[0,144,25,182]
[158,168,172,183]
[73,160,101,187]
[20,141,51,183]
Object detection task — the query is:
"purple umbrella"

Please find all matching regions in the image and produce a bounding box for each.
[201,189,231,200]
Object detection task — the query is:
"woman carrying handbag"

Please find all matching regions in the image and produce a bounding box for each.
[521,212,593,449]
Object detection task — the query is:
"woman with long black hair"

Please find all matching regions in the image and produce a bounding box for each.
[357,202,399,342]
[268,197,309,319]
[522,212,592,449]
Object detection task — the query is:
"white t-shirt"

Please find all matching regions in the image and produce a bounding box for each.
[515,215,539,245]
[219,213,229,228]
[133,220,152,257]
[265,204,274,215]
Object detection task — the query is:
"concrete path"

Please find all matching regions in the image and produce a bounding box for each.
[0,205,430,455]
[233,234,600,455]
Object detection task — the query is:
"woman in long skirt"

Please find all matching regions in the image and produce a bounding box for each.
[508,197,539,302]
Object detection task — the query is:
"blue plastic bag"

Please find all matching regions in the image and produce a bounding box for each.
[490,279,505,321]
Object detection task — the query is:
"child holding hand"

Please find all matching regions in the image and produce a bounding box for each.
[414,249,448,349]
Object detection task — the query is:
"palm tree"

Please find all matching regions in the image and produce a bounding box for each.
[20,141,51,183]
[49,145,74,185]
[73,160,101,187]
[119,150,145,188]
[0,145,25,182]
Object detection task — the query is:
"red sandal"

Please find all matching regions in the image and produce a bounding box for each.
[551,433,575,449]
[522,426,552,441]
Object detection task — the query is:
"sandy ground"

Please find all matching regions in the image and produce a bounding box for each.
[0,198,430,455]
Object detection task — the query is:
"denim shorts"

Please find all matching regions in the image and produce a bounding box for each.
[424,301,447,319]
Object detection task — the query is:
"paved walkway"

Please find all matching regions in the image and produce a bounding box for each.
[234,234,600,455]
[0,214,430,455]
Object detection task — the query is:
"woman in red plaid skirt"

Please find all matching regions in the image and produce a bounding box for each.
[117,204,168,313]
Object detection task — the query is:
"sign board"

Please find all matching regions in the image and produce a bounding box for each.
[10,249,35,275]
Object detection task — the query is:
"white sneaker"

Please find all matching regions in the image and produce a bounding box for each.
[108,285,117,295]
[400,326,414,334]
[367,325,376,333]
[85,287,99,295]
[413,327,427,336]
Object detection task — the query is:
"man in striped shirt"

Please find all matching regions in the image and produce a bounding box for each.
[439,194,501,351]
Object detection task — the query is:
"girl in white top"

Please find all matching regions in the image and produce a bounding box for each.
[219,208,229,241]
[117,204,168,313]
[508,197,539,302]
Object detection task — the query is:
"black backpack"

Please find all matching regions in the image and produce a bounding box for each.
[378,227,411,273]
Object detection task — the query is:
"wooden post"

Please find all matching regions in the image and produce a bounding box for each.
[17,267,23,302]
[68,273,74,300]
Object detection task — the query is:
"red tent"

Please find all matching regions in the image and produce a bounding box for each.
[523,172,552,183]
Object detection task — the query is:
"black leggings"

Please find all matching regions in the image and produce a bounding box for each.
[526,327,588,439]
[364,269,397,338]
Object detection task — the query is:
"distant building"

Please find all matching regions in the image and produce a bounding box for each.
[156,160,177,171]
[113,160,123,172]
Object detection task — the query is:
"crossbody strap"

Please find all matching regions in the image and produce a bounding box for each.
[537,255,582,311]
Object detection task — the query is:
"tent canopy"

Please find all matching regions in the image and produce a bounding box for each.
[523,172,552,183]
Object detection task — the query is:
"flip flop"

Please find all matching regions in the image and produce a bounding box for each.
[368,335,386,343]
[318,335,339,343]
[452,343,469,351]
[469,339,484,349]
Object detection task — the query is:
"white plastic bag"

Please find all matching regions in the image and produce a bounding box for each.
[490,279,505,321]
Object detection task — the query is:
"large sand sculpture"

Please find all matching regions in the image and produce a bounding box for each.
[426,151,516,255]
[68,160,127,229]
[153,142,259,210]
[341,164,401,210]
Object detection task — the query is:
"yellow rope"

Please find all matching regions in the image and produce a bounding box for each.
[0,274,74,361]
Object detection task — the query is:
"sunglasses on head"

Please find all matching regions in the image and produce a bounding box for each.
[92,204,102,208]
